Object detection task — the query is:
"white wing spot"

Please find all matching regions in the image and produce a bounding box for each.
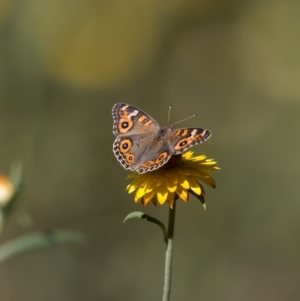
[128,110,139,118]
[191,129,197,137]
[122,105,128,111]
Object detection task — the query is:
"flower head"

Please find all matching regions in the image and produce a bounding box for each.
[126,151,220,208]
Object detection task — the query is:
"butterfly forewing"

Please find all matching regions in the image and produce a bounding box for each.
[112,103,160,136]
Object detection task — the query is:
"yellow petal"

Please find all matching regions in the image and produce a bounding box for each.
[143,190,156,206]
[177,172,190,189]
[127,176,148,191]
[127,184,137,194]
[155,174,165,187]
[176,185,188,202]
[177,167,192,176]
[150,196,157,206]
[204,159,218,164]
[126,172,139,178]
[198,176,216,188]
[165,176,177,193]
[156,184,169,205]
[135,183,148,199]
[167,170,178,183]
[200,161,217,166]
[198,182,206,197]
[182,151,193,159]
[166,192,176,208]
[145,180,156,193]
[187,176,201,195]
[186,168,210,178]
[191,154,206,161]
[134,194,141,203]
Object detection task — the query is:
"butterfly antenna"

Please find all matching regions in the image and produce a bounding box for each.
[168,104,172,124]
[171,113,197,127]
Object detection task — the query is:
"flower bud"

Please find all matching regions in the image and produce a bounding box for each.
[0,175,14,207]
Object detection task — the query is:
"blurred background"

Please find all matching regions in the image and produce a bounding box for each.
[0,0,299,300]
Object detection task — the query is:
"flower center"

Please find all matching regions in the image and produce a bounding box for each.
[164,154,182,169]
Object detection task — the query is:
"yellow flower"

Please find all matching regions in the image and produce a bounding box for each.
[126,151,220,208]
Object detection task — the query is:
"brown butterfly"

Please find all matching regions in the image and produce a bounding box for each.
[112,103,211,173]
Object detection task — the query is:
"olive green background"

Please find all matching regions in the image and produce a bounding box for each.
[0,1,299,300]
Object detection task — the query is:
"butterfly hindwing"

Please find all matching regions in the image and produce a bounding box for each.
[167,128,211,154]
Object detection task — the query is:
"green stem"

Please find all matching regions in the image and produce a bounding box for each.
[162,199,177,301]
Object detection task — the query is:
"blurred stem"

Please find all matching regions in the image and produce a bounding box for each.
[162,200,177,301]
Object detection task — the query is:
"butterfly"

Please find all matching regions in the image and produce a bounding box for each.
[112,103,211,174]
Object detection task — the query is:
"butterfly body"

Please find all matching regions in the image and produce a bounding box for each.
[112,103,211,174]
